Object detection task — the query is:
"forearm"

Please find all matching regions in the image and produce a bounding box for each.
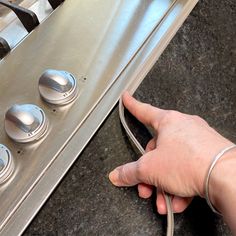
[209,149,236,232]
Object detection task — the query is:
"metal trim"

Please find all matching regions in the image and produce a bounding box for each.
[0,0,198,235]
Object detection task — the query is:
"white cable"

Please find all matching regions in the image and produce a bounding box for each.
[119,97,174,236]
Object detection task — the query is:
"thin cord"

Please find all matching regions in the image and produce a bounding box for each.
[118,98,174,236]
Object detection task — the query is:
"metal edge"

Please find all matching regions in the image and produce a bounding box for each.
[0,0,198,235]
[126,0,199,94]
[1,1,179,230]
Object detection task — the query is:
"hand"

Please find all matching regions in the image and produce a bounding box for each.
[109,92,233,214]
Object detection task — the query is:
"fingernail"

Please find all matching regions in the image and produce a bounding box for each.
[109,169,119,186]
[158,203,166,215]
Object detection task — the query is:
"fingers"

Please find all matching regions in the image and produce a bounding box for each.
[156,191,167,214]
[109,150,157,187]
[172,196,193,213]
[138,183,153,198]
[145,138,156,152]
[122,92,165,129]
[156,191,193,214]
[109,161,139,187]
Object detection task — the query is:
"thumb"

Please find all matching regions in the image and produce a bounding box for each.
[109,161,140,187]
[109,150,156,187]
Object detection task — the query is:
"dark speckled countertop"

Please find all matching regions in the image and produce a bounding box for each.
[24,0,235,235]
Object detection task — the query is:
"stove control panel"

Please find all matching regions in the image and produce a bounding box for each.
[4,104,48,143]
[0,0,197,234]
[0,144,14,184]
[38,69,78,105]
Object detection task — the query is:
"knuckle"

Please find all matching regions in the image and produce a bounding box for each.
[117,165,129,185]
[146,103,154,110]
[142,103,153,113]
[192,115,202,122]
[160,110,182,126]
[136,158,148,179]
[192,115,208,125]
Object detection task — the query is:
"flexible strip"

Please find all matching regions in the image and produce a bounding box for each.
[118,97,174,236]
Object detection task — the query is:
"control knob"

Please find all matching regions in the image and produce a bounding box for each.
[38,69,78,105]
[0,144,14,184]
[5,104,48,143]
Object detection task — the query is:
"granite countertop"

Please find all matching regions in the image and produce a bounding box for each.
[24,0,236,235]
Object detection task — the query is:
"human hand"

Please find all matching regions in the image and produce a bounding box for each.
[109,92,233,214]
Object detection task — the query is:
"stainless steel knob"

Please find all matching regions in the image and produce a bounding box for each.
[5,104,48,143]
[0,144,14,184]
[38,69,78,105]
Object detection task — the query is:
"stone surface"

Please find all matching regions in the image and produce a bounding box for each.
[24,0,235,235]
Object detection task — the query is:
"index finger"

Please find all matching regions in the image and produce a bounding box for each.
[122,91,166,129]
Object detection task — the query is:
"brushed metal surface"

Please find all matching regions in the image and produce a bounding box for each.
[0,0,177,232]
[0,144,14,184]
[0,0,198,235]
[38,69,78,105]
[0,0,53,48]
[4,104,48,143]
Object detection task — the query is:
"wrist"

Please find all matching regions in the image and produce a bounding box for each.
[208,148,236,221]
[195,139,234,198]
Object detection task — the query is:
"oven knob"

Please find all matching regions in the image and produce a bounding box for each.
[4,104,48,143]
[0,144,14,184]
[38,69,78,105]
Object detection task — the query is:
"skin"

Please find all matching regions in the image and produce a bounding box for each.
[109,92,236,231]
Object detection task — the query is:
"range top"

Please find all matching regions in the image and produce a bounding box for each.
[0,0,198,235]
[0,0,55,54]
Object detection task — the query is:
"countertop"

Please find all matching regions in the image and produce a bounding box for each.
[24,0,236,235]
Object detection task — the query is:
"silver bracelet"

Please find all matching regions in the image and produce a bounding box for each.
[205,144,236,215]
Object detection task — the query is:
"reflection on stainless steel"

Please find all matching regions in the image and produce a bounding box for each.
[0,0,53,49]
[0,0,39,33]
[5,104,48,143]
[38,69,78,105]
[0,0,24,17]
[0,36,10,58]
[0,144,14,185]
[0,0,198,235]
[0,160,4,172]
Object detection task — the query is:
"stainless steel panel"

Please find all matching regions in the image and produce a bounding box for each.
[0,0,53,48]
[0,0,198,234]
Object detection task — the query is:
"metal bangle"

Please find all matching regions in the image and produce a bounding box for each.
[205,144,236,215]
